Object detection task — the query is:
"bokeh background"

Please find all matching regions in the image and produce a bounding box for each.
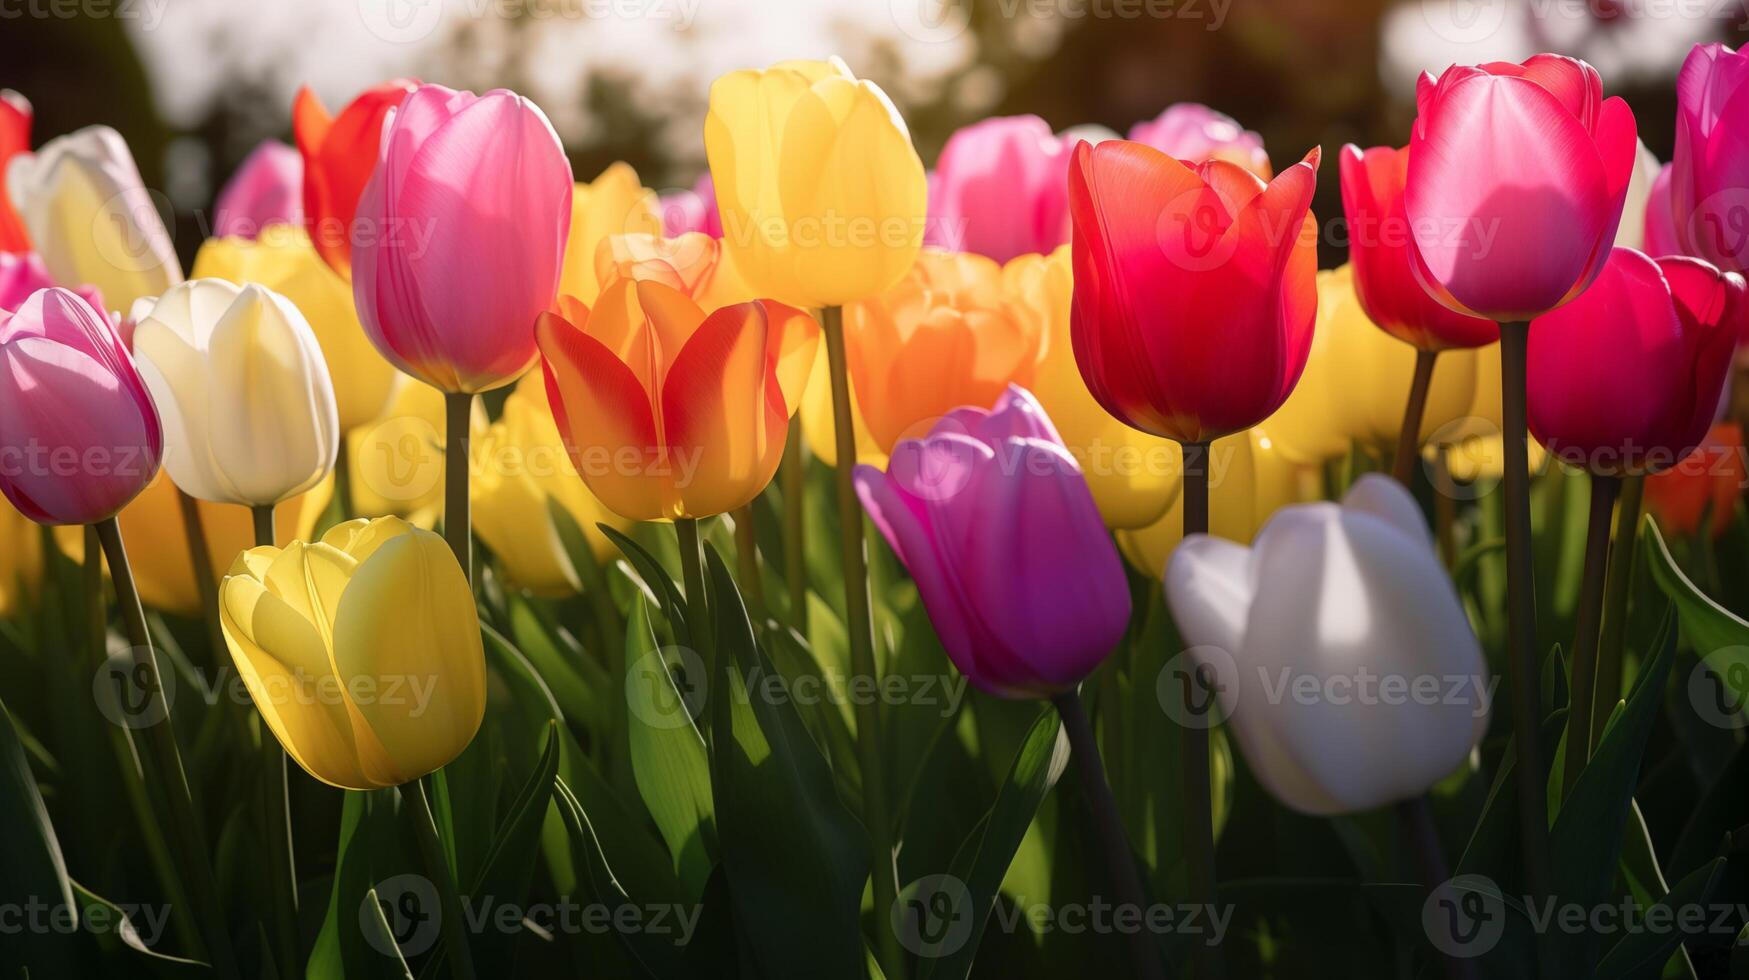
[0,0,1732,272]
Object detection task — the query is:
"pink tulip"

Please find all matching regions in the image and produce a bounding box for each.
[1340,144,1497,350]
[1128,103,1272,178]
[659,174,720,238]
[1672,43,1749,273]
[1405,54,1637,322]
[0,287,161,524]
[0,252,103,314]
[212,140,303,239]
[352,84,573,393]
[927,115,1076,263]
[853,385,1130,698]
[1527,248,1740,476]
[1644,162,1681,258]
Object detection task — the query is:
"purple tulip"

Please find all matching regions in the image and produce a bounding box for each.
[1673,43,1749,273]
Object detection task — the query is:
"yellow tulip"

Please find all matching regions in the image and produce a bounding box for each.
[1440,340,1549,482]
[0,501,41,618]
[1007,246,1179,529]
[348,377,485,527]
[705,58,927,308]
[473,373,632,596]
[1117,429,1302,578]
[561,163,662,304]
[220,516,485,790]
[1263,265,1479,466]
[192,230,400,432]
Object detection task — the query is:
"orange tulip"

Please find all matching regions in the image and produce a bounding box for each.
[1645,422,1745,539]
[535,279,819,520]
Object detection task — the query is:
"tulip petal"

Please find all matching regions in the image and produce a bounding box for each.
[534,309,667,520]
[660,301,784,517]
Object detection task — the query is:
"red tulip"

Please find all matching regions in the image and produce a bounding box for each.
[1405,54,1637,322]
[1644,422,1744,539]
[1340,144,1496,350]
[1527,248,1740,476]
[292,79,417,280]
[1671,43,1749,274]
[1067,139,1319,443]
[0,90,31,253]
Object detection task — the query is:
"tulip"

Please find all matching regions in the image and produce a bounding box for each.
[1068,139,1319,443]
[192,229,398,431]
[1004,245,1177,528]
[7,126,184,313]
[927,115,1076,264]
[0,250,103,314]
[353,84,573,394]
[473,372,631,595]
[219,515,485,789]
[593,230,755,314]
[1672,43,1749,273]
[704,58,928,309]
[348,377,476,526]
[0,90,30,252]
[1128,103,1272,178]
[562,162,663,303]
[1264,265,1479,465]
[212,140,303,240]
[854,385,1129,697]
[292,79,418,279]
[1404,54,1636,322]
[1645,422,1745,539]
[0,287,161,524]
[659,173,720,239]
[535,279,818,520]
[1527,249,1740,477]
[1165,474,1489,814]
[0,497,39,617]
[1644,163,1680,258]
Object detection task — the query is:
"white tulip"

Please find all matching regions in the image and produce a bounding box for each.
[7,126,183,312]
[134,278,339,506]
[1165,474,1488,815]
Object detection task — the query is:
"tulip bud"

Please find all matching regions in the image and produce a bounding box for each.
[854,386,1130,698]
[292,80,417,280]
[213,140,303,241]
[134,279,340,506]
[563,162,662,304]
[1166,475,1489,814]
[1672,43,1749,274]
[0,287,161,525]
[219,516,486,789]
[7,126,184,313]
[926,115,1076,263]
[352,84,573,394]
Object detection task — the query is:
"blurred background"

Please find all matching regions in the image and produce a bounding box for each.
[0,0,1733,269]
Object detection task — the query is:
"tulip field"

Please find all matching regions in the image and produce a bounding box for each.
[7,7,1749,980]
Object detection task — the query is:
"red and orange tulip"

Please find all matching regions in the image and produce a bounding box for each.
[292,79,417,280]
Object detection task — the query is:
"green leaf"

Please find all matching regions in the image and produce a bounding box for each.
[507,594,602,732]
[600,524,691,650]
[464,721,562,967]
[305,787,418,980]
[707,546,866,979]
[1644,517,1749,695]
[915,706,1067,980]
[70,879,207,976]
[1670,735,1749,880]
[1594,858,1725,980]
[624,594,717,898]
[0,694,77,976]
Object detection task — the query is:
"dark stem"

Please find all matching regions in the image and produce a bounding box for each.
[1054,692,1167,980]
[251,503,276,550]
[176,489,227,663]
[1392,350,1439,486]
[822,304,904,980]
[334,430,354,520]
[407,775,477,980]
[675,517,711,661]
[732,504,765,615]
[249,503,298,974]
[94,518,240,979]
[1564,473,1618,795]
[444,391,473,583]
[1592,475,1644,747]
[1179,441,1221,980]
[782,416,808,632]
[1497,321,1553,952]
[1396,797,1478,980]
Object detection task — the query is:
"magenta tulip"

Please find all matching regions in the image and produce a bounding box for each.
[1644,163,1681,258]
[1528,248,1740,476]
[0,252,102,314]
[660,174,721,238]
[0,287,161,524]
[1340,144,1496,350]
[1672,43,1749,273]
[1128,103,1272,178]
[928,115,1076,263]
[213,140,303,239]
[352,84,573,393]
[1405,54,1637,322]
[853,385,1130,698]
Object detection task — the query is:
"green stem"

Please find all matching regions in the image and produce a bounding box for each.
[1392,350,1438,487]
[1563,474,1618,797]
[175,489,227,664]
[408,776,477,980]
[1497,321,1552,961]
[822,305,903,979]
[1592,475,1644,748]
[732,504,765,617]
[335,430,355,521]
[1054,692,1166,980]
[782,416,809,632]
[93,518,239,979]
[1179,440,1221,980]
[444,391,474,584]
[250,504,299,976]
[675,517,710,658]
